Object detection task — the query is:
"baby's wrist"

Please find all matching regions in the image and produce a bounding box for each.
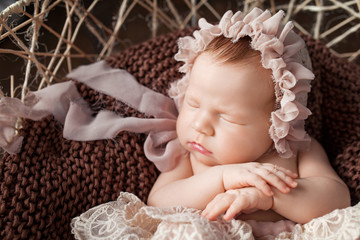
[206,164,226,193]
[218,165,226,192]
[269,187,275,210]
[258,187,274,211]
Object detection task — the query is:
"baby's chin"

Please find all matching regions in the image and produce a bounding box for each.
[190,152,253,167]
[189,151,214,163]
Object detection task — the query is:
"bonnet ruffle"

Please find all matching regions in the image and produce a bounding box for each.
[169,8,315,158]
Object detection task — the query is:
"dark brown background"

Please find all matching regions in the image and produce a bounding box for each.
[1,0,359,98]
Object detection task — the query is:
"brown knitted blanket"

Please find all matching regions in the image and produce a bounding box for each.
[0,28,359,239]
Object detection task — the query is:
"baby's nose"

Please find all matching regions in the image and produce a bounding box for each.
[192,112,214,136]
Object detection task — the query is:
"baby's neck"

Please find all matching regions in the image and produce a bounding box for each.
[189,150,298,176]
[189,154,212,175]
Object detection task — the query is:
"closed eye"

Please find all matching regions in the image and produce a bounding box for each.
[220,114,246,126]
[186,98,199,108]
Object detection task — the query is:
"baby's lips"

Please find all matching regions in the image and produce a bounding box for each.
[189,141,212,155]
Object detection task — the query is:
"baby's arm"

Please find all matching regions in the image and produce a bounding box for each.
[148,154,223,209]
[148,154,297,210]
[271,138,351,224]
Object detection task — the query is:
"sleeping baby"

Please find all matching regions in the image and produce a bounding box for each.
[147,8,350,231]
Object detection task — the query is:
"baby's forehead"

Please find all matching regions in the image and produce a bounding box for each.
[191,52,273,88]
[187,53,275,107]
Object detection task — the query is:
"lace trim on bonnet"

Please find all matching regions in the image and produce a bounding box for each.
[169,8,315,158]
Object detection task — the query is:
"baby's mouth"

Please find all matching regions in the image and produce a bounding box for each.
[189,142,212,155]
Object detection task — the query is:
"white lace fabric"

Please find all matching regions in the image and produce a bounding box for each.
[71,192,360,240]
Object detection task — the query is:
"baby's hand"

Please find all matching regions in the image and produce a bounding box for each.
[221,162,297,197]
[201,187,272,221]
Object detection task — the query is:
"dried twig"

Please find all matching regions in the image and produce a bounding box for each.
[0,0,358,107]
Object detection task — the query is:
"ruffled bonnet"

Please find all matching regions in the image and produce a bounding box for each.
[169,8,315,158]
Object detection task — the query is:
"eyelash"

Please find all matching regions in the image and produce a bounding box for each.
[186,98,245,125]
[186,99,199,108]
[220,115,235,124]
[220,114,245,126]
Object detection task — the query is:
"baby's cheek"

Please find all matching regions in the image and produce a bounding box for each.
[216,134,244,162]
[219,131,259,163]
[176,113,189,143]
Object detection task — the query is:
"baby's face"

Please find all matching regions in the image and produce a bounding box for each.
[176,52,275,166]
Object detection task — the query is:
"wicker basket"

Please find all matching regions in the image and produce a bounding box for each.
[0,1,360,239]
[0,0,359,101]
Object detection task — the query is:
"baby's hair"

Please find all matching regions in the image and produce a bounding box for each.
[203,35,260,64]
[203,35,275,108]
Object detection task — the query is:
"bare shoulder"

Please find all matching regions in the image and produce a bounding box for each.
[158,153,193,181]
[298,137,341,180]
[149,153,193,195]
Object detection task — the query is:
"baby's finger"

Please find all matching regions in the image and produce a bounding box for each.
[253,167,292,193]
[269,165,298,184]
[279,166,298,178]
[247,174,274,197]
[202,194,231,221]
[265,165,298,188]
[259,165,297,188]
[261,163,297,178]
[226,170,274,196]
[223,199,248,221]
[201,196,219,219]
